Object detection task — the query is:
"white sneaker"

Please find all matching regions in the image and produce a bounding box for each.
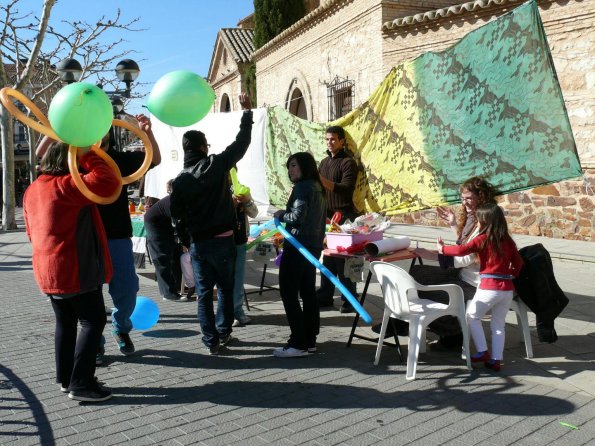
[232,316,252,327]
[273,346,308,358]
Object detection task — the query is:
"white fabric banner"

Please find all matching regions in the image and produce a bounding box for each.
[144,108,269,207]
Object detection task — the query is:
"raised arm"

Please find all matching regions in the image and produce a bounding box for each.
[36,135,56,159]
[220,93,253,169]
[136,114,161,166]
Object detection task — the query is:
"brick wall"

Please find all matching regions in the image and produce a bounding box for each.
[255,0,387,121]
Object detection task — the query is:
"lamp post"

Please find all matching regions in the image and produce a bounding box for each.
[56,57,141,150]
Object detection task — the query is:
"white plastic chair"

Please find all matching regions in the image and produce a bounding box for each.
[370,261,472,380]
[509,298,533,358]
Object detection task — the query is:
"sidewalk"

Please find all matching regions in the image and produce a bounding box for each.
[1,209,594,445]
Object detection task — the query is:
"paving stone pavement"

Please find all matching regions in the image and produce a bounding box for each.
[1,211,594,446]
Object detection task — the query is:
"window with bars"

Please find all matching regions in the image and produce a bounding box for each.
[327,76,354,121]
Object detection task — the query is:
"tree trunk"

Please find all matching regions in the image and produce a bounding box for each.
[1,104,17,230]
[27,125,37,183]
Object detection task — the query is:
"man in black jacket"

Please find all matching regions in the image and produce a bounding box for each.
[171,93,252,355]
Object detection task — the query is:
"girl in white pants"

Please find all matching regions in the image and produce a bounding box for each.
[438,203,523,371]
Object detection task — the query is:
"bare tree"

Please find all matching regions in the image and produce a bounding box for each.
[0,0,142,230]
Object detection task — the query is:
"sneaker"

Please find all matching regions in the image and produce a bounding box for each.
[112,331,135,356]
[96,347,106,366]
[307,346,317,354]
[273,346,308,358]
[180,293,196,302]
[162,294,182,302]
[60,385,69,393]
[339,302,355,314]
[220,334,234,346]
[485,359,501,372]
[69,387,113,402]
[208,343,220,356]
[233,316,252,327]
[183,286,196,301]
[471,350,491,363]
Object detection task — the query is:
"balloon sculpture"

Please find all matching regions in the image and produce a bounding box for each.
[0,83,153,205]
[230,167,250,196]
[147,71,215,127]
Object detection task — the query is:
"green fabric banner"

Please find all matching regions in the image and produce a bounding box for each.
[264,0,581,214]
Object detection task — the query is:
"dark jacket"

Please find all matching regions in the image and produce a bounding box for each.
[277,178,326,250]
[171,111,253,245]
[318,149,358,220]
[98,149,146,239]
[513,244,569,343]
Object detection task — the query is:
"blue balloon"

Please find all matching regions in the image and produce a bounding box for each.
[130,296,160,330]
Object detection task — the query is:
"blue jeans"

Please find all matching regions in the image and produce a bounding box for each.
[107,238,139,334]
[233,244,247,320]
[190,236,236,348]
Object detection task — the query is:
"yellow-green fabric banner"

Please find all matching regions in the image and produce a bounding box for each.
[264,0,581,214]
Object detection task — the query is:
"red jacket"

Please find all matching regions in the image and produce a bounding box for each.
[24,151,120,295]
[443,233,523,291]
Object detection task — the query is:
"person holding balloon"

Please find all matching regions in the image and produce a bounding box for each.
[24,141,120,402]
[35,113,161,363]
[272,152,327,358]
[96,115,161,361]
[170,93,253,356]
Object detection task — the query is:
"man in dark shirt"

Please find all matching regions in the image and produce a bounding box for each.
[97,114,161,360]
[171,93,252,356]
[316,125,359,313]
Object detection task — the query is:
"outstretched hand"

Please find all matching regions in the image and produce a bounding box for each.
[436,206,456,226]
[136,114,153,133]
[239,93,252,110]
[436,236,445,254]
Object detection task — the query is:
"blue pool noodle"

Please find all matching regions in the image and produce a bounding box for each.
[274,218,372,324]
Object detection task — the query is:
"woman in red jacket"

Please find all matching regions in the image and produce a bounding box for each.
[24,141,120,402]
[438,203,523,372]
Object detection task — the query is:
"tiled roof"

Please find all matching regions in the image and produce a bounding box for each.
[4,62,55,85]
[382,0,519,29]
[219,28,255,63]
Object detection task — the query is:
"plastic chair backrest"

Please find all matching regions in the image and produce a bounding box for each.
[371,262,420,318]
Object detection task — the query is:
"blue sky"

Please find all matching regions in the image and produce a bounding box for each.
[18,0,255,114]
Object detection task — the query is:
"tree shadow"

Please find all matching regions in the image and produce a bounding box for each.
[108,374,575,417]
[0,364,54,445]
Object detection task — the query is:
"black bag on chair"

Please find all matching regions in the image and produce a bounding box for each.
[513,244,569,343]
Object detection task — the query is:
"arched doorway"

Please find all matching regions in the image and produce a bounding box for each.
[220,93,231,112]
[288,88,307,119]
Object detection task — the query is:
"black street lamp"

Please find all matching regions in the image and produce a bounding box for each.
[55,58,83,84]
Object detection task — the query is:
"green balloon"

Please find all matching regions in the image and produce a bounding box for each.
[147,71,215,127]
[48,82,113,147]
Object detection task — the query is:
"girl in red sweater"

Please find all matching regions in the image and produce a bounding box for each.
[437,203,523,371]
